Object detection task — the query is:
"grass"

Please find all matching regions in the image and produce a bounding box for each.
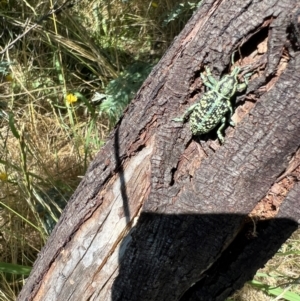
[229,230,300,301]
[0,0,299,300]
[0,0,199,298]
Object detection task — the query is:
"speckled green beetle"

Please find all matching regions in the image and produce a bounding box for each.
[173,64,251,143]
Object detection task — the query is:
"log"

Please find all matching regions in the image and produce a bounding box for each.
[18,1,300,300]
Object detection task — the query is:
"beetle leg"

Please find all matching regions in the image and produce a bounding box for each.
[201,66,218,90]
[216,117,226,143]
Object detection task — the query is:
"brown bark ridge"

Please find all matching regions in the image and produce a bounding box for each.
[18,1,300,300]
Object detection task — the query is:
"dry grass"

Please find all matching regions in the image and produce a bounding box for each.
[0,0,197,298]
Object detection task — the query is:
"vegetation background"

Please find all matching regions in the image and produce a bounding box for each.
[0,0,299,300]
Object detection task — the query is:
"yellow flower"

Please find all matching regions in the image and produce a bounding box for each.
[0,172,8,181]
[66,93,77,104]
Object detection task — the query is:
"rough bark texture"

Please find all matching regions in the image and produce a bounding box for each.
[18,1,300,301]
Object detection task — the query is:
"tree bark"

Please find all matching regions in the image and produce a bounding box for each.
[18,1,300,300]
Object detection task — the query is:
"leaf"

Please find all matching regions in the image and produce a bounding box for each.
[0,262,32,276]
[8,113,20,139]
[249,280,300,301]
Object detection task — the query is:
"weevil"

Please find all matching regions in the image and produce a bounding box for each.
[173,63,252,143]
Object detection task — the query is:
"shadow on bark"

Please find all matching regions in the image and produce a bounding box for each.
[114,127,130,223]
[112,212,297,301]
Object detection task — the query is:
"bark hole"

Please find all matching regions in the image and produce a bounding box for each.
[287,9,300,50]
[236,25,270,60]
[169,167,177,186]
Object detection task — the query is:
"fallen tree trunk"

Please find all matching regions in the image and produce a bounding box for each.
[18,0,300,300]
